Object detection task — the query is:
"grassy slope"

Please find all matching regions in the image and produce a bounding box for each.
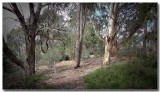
[84,55,157,89]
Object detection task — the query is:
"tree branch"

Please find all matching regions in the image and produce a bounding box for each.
[11,3,28,32]
[3,37,25,70]
[4,17,19,22]
[41,3,50,8]
[119,22,141,46]
[36,3,42,19]
[59,20,68,29]
[29,3,35,18]
[3,6,14,13]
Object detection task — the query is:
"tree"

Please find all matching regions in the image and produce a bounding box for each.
[3,3,44,76]
[74,3,87,69]
[103,3,119,65]
[102,3,157,65]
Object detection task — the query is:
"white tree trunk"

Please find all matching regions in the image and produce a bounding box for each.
[103,3,118,65]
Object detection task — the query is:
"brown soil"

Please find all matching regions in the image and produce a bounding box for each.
[34,57,104,89]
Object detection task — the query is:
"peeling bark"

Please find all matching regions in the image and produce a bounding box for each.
[103,3,118,65]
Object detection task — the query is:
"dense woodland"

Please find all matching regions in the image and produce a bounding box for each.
[3,3,157,89]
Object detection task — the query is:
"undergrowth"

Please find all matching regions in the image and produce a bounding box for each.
[84,52,157,89]
[9,73,48,89]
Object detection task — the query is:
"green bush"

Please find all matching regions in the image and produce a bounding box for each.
[81,50,90,60]
[21,74,47,88]
[9,74,48,89]
[65,47,75,60]
[61,55,70,61]
[94,45,104,57]
[38,48,63,65]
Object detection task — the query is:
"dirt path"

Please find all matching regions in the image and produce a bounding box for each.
[35,57,104,89]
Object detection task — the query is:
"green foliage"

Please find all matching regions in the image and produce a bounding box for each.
[135,51,157,68]
[137,3,157,21]
[7,28,26,61]
[83,23,95,46]
[83,22,104,57]
[94,42,104,57]
[14,74,48,89]
[61,55,70,61]
[35,45,42,62]
[64,31,76,60]
[81,50,90,60]
[84,54,157,89]
[40,47,63,65]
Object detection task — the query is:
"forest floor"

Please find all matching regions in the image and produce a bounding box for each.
[34,57,103,89]
[3,56,118,89]
[3,53,157,89]
[34,56,117,89]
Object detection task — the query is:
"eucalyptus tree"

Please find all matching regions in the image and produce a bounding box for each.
[74,3,96,69]
[3,3,46,76]
[91,3,157,65]
[37,3,72,53]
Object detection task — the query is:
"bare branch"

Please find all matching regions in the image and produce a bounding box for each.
[59,20,68,29]
[4,17,19,22]
[29,3,35,17]
[47,27,66,32]
[19,3,24,17]
[11,3,28,31]
[29,3,36,25]
[3,6,14,13]
[119,23,141,45]
[36,3,42,18]
[41,3,50,8]
[35,24,45,35]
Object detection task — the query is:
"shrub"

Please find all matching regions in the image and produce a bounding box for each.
[39,48,63,65]
[94,47,104,57]
[81,50,90,60]
[61,55,70,61]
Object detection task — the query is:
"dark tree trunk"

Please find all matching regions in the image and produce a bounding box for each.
[3,3,42,76]
[74,4,86,69]
[75,4,81,69]
[25,29,36,75]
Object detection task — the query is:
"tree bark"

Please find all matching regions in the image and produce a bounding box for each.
[74,4,86,69]
[75,4,82,69]
[25,31,36,75]
[103,3,118,65]
[3,3,42,76]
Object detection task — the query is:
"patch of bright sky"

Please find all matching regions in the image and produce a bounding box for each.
[95,8,101,16]
[58,10,71,21]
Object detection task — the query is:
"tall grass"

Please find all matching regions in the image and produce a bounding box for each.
[84,52,157,89]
